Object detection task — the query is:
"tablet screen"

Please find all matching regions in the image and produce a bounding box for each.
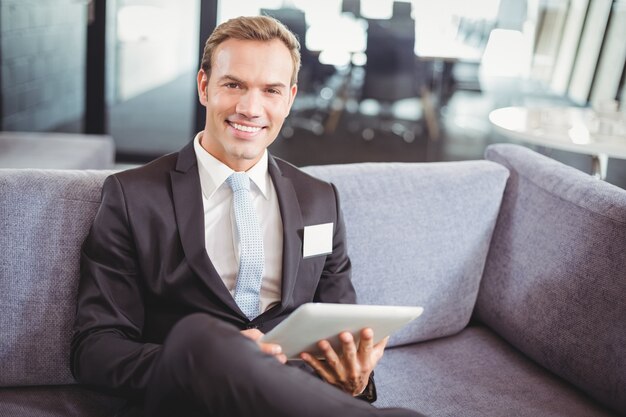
[260,303,423,359]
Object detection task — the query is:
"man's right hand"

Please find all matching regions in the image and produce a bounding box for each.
[241,329,287,364]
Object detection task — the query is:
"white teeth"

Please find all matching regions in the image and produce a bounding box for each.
[231,122,261,133]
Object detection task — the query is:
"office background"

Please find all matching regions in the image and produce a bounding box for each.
[1,0,625,187]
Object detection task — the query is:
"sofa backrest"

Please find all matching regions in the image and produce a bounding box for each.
[0,169,112,387]
[0,160,509,387]
[477,144,626,414]
[303,160,509,347]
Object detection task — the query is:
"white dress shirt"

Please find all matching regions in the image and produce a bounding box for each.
[193,134,283,314]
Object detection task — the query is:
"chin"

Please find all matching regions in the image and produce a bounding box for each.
[229,148,262,163]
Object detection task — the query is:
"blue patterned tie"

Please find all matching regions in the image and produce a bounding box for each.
[226,173,265,320]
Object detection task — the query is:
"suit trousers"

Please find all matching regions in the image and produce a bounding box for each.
[143,313,425,417]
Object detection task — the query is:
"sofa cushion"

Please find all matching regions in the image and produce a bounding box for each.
[375,326,617,417]
[0,169,112,386]
[477,144,626,414]
[0,385,125,417]
[303,161,509,346]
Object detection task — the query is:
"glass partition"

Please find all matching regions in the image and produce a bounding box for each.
[108,0,201,160]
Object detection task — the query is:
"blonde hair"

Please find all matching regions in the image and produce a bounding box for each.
[200,15,301,85]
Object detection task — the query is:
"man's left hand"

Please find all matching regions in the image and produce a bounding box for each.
[300,328,388,396]
[241,328,287,364]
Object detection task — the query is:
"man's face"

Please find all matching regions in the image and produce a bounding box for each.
[197,38,297,172]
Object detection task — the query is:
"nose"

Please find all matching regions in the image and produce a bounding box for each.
[235,89,262,119]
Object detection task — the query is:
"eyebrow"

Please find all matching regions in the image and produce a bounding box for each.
[219,74,288,89]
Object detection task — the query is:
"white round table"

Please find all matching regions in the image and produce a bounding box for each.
[489,106,626,179]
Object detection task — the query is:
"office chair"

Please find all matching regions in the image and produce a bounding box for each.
[261,8,338,138]
[350,16,437,142]
[392,1,412,20]
[342,0,361,18]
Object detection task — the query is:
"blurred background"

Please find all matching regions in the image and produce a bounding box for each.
[1,0,625,187]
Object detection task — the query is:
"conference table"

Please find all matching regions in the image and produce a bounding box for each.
[489,106,626,180]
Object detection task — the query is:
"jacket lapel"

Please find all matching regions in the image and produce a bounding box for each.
[170,141,243,316]
[268,156,304,312]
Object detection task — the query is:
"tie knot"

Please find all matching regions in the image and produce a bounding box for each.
[227,172,250,193]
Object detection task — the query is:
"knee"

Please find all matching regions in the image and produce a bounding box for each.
[166,314,237,354]
[170,313,237,338]
[159,314,248,373]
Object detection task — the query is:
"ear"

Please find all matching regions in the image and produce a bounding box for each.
[286,83,298,114]
[197,69,209,105]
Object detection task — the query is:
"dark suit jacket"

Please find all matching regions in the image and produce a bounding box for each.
[70,141,356,396]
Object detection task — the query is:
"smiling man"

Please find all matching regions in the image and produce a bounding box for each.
[70,15,424,417]
[199,37,295,171]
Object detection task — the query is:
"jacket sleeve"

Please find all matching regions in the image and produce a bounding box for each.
[312,184,378,403]
[313,183,356,304]
[70,175,161,396]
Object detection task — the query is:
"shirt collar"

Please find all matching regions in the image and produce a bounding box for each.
[193,132,270,200]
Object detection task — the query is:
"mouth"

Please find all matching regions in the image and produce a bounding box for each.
[228,121,264,134]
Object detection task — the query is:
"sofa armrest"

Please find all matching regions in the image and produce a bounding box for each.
[478,144,626,414]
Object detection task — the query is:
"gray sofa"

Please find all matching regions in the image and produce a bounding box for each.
[0,144,624,416]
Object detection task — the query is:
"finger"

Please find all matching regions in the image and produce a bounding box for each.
[372,336,390,362]
[374,335,390,351]
[318,339,344,380]
[258,342,283,357]
[339,332,358,377]
[357,328,374,363]
[276,353,287,364]
[240,328,263,341]
[374,336,389,353]
[300,352,336,384]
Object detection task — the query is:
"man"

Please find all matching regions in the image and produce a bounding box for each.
[71,15,424,417]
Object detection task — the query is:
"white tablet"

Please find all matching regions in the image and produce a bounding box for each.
[260,303,424,359]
